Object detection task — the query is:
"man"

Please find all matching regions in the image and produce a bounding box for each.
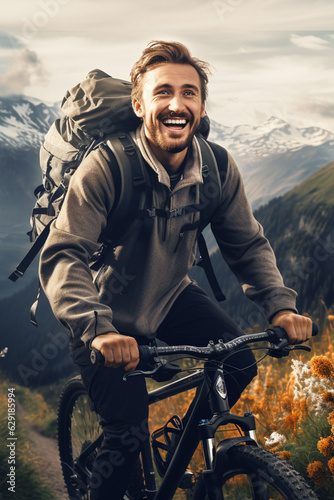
[40,41,312,498]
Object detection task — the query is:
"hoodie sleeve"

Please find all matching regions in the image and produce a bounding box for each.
[210,149,298,321]
[39,145,119,347]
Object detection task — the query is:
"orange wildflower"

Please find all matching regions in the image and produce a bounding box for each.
[328,315,334,321]
[322,391,334,404]
[328,411,334,426]
[276,451,292,461]
[310,356,334,379]
[281,395,292,413]
[295,398,308,417]
[317,436,334,458]
[328,457,334,475]
[251,403,262,414]
[307,461,327,484]
[282,412,299,434]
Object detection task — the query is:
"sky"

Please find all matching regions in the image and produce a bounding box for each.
[0,0,334,131]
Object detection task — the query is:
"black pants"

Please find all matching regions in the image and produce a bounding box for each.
[72,282,258,499]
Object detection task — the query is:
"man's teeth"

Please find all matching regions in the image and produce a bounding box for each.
[163,119,187,125]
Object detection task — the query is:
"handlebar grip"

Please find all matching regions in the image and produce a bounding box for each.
[90,345,156,367]
[312,322,319,336]
[268,321,319,343]
[136,345,156,370]
[90,348,105,365]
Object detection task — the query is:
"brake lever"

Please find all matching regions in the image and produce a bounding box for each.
[123,357,182,382]
[123,356,166,380]
[269,339,312,358]
[268,339,290,358]
[290,345,311,353]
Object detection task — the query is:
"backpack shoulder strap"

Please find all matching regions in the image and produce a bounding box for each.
[195,136,229,302]
[196,135,228,232]
[98,133,150,246]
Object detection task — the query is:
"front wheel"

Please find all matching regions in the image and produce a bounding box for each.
[192,444,318,500]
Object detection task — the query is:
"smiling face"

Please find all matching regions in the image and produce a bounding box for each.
[133,63,206,158]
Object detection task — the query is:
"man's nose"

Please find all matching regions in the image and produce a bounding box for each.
[168,94,185,113]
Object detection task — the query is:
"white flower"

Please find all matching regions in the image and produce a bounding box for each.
[265,432,287,446]
[291,359,333,414]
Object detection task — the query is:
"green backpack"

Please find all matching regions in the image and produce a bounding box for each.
[9,69,227,322]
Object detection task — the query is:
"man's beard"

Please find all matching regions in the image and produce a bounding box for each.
[145,113,200,153]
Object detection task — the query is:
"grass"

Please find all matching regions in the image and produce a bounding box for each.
[284,161,334,208]
[0,377,56,500]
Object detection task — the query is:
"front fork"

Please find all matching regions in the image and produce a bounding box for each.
[199,418,258,500]
[198,365,258,499]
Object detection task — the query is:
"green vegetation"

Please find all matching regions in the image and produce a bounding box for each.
[190,159,334,326]
[0,377,56,499]
[14,385,57,438]
[284,161,334,209]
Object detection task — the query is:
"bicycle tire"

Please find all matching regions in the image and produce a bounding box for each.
[192,444,318,500]
[57,375,99,499]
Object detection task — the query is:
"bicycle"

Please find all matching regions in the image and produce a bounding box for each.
[57,324,319,499]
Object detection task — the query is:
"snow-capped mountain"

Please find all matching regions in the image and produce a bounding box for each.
[209,116,334,157]
[0,95,60,150]
[0,97,60,228]
[0,96,61,298]
[209,117,334,208]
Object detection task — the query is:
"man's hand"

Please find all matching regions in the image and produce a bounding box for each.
[271,311,313,345]
[91,333,139,371]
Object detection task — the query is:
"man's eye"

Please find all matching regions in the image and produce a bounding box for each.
[184,91,195,96]
[157,90,169,95]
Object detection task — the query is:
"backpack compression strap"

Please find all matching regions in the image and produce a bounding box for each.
[8,221,55,282]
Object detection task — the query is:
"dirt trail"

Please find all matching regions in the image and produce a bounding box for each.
[17,400,69,500]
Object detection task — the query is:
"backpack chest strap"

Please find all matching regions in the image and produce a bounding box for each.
[137,204,202,220]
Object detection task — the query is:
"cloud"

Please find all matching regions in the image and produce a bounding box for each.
[290,34,330,51]
[0,47,49,96]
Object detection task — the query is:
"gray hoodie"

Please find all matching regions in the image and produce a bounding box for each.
[39,125,297,347]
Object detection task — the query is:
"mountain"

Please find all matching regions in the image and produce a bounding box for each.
[0,278,77,387]
[209,117,334,208]
[0,96,60,298]
[0,95,60,221]
[0,95,60,149]
[191,160,334,326]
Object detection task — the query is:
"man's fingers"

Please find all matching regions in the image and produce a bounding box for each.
[123,341,140,372]
[92,333,140,369]
[271,312,313,345]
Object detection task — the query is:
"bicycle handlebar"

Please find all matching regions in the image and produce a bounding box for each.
[90,322,318,369]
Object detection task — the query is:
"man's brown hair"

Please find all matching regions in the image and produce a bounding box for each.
[130,40,211,103]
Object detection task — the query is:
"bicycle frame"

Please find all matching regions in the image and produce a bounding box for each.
[67,325,318,500]
[142,361,258,500]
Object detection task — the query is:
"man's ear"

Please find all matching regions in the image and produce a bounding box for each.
[132,98,144,118]
[200,102,206,119]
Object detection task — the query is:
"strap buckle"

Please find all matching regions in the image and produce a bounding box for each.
[168,207,186,219]
[146,208,157,217]
[8,268,24,282]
